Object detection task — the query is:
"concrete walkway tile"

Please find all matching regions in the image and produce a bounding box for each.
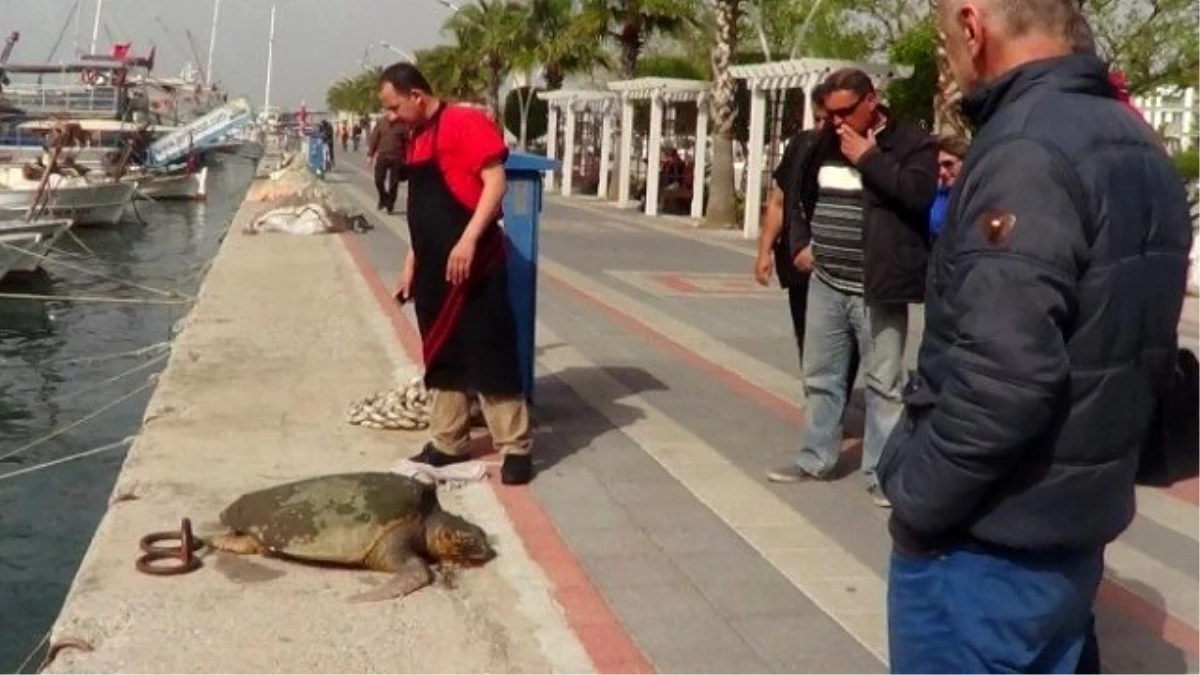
[674,548,828,619]
[645,519,753,555]
[730,613,886,674]
[578,548,686,589]
[600,579,719,620]
[836,612,891,664]
[1135,486,1200,541]
[540,496,635,532]
[1106,544,1200,628]
[740,523,835,552]
[621,611,774,674]
[684,474,806,527]
[801,578,889,616]
[554,525,665,560]
[769,548,879,583]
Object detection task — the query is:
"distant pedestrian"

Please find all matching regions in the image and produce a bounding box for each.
[928,134,967,242]
[366,115,409,214]
[877,2,1192,673]
[767,68,937,510]
[319,119,335,169]
[377,61,535,486]
[351,121,362,152]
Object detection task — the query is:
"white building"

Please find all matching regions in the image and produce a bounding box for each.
[1132,86,1197,152]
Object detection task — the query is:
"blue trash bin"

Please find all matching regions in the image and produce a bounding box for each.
[502,152,559,404]
[306,131,328,178]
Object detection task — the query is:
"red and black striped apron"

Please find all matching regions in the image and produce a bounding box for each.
[405,105,523,396]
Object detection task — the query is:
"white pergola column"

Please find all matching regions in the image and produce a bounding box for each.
[617,95,635,207]
[691,94,709,219]
[1185,88,1196,150]
[742,83,768,239]
[801,75,816,130]
[645,91,665,217]
[561,102,577,196]
[545,103,560,191]
[597,101,614,198]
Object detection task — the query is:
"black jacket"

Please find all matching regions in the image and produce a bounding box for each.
[774,129,820,287]
[789,115,938,303]
[878,54,1192,554]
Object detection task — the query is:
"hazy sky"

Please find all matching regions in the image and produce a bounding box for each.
[0,0,452,110]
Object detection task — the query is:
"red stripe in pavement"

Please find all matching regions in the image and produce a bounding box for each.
[340,233,654,674]
[540,266,1200,657]
[1164,476,1199,506]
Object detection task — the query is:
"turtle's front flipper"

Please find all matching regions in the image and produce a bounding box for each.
[349,535,433,602]
[210,533,266,555]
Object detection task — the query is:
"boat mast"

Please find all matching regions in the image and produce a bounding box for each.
[263,3,276,111]
[72,0,82,57]
[89,0,104,54]
[204,0,221,87]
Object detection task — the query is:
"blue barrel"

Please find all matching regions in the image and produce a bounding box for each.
[307,131,327,177]
[501,152,559,404]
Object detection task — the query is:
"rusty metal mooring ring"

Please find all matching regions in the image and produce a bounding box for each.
[135,518,204,576]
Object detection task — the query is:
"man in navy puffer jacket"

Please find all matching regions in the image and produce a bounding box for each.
[876,0,1192,671]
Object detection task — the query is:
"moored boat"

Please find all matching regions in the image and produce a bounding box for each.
[0,166,137,226]
[0,217,73,276]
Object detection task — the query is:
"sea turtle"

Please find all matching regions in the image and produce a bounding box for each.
[209,472,495,601]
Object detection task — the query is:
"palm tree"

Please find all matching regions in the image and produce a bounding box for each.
[592,0,698,78]
[530,0,613,90]
[444,0,532,121]
[414,43,488,103]
[703,0,740,228]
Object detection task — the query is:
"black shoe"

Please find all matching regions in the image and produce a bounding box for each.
[500,454,534,485]
[409,442,471,468]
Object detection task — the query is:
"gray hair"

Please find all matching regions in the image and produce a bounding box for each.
[993,0,1080,41]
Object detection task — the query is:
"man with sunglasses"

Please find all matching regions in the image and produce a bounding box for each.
[767,68,937,509]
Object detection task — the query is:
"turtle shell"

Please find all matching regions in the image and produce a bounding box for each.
[219,472,438,564]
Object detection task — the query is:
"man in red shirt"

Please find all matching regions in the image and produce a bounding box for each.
[377,62,533,485]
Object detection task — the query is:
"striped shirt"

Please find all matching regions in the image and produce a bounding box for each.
[810,159,866,295]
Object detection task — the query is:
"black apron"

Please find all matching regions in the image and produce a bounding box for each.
[406,105,523,396]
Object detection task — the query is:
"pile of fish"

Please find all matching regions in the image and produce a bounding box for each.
[346,375,432,431]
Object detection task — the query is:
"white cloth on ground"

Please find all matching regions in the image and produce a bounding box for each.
[390,458,488,488]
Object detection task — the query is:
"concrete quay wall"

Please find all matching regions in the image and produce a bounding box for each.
[40,174,593,674]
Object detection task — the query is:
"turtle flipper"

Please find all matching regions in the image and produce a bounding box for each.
[349,557,433,602]
[348,532,432,602]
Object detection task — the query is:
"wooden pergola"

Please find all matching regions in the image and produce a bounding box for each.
[537,88,618,196]
[728,58,913,238]
[606,77,711,219]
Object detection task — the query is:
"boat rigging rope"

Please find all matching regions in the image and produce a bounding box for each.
[0,240,194,300]
[0,436,135,482]
[44,352,169,405]
[0,377,157,465]
[0,341,170,368]
[0,292,193,305]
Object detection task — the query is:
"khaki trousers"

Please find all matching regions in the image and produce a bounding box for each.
[430,388,532,456]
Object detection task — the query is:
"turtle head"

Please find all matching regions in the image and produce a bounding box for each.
[426,512,496,565]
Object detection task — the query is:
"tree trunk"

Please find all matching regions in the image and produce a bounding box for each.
[488,66,504,127]
[702,0,739,229]
[932,32,971,137]
[544,65,565,91]
[518,87,532,149]
[618,17,642,78]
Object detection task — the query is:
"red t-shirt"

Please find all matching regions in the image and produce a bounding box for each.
[407,105,508,211]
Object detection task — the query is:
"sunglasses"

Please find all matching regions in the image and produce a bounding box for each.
[825,96,865,119]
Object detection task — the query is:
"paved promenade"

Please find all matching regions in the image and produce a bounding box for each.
[335,149,1198,674]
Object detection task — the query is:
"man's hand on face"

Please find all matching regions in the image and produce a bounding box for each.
[837,124,877,165]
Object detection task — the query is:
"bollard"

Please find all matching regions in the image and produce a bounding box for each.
[502,152,559,405]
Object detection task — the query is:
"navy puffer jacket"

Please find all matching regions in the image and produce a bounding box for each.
[878,54,1192,553]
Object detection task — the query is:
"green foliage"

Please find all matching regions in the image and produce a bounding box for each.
[1087,0,1199,95]
[325,67,383,115]
[593,0,701,77]
[751,0,875,59]
[635,54,708,80]
[413,44,487,103]
[503,87,548,142]
[885,19,938,129]
[1174,147,1200,181]
[530,0,614,89]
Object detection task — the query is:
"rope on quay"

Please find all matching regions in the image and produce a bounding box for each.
[0,292,194,306]
[45,352,169,404]
[0,340,171,368]
[0,377,157,465]
[0,240,194,300]
[0,436,136,482]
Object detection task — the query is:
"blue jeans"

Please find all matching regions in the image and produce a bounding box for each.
[888,546,1105,674]
[795,275,907,487]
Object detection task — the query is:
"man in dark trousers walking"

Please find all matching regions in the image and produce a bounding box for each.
[367,114,409,214]
[377,62,534,486]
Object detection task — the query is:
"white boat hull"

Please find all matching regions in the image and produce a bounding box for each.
[0,168,137,226]
[134,166,209,201]
[0,218,73,276]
